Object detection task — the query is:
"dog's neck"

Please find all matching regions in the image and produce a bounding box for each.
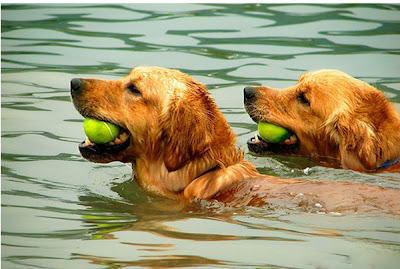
[132,118,260,199]
[375,119,400,172]
[371,114,400,171]
[133,152,219,198]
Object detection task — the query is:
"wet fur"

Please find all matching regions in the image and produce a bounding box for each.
[71,66,400,215]
[245,70,400,172]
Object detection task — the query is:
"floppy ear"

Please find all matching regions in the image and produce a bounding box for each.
[160,82,216,172]
[325,106,381,171]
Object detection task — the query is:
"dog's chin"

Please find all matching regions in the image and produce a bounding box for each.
[247,134,300,155]
[79,137,131,163]
[245,112,300,155]
[78,124,132,163]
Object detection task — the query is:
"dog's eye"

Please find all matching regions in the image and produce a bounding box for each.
[297,92,310,106]
[127,84,140,95]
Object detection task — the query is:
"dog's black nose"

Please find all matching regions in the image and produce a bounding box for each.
[244,86,257,103]
[70,78,83,94]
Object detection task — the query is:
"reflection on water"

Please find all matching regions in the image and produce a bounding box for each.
[2,4,400,268]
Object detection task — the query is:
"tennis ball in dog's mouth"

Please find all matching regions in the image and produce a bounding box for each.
[258,121,292,143]
[83,118,120,144]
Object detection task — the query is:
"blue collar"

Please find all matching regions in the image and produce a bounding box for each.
[378,158,399,170]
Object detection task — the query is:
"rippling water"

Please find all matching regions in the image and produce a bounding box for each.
[2,4,400,268]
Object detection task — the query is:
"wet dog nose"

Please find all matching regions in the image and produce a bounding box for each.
[70,78,83,94]
[244,86,257,103]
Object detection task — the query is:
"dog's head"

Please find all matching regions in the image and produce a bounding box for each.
[71,66,236,175]
[244,69,400,171]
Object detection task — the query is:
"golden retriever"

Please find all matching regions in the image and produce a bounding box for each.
[244,69,400,173]
[71,66,400,215]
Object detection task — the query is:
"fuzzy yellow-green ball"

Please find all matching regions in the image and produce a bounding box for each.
[84,118,119,144]
[258,121,291,143]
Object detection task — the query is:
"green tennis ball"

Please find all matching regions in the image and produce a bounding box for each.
[84,118,120,144]
[258,121,292,143]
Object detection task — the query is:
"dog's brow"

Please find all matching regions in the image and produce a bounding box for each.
[128,75,143,84]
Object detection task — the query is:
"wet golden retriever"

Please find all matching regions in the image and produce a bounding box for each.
[71,66,400,215]
[244,70,400,173]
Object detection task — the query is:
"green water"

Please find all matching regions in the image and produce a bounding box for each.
[2,4,400,268]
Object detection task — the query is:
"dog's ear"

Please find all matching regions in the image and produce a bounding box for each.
[326,108,379,171]
[324,93,388,171]
[160,82,216,172]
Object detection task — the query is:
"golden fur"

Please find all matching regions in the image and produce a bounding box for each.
[245,70,400,172]
[71,66,400,215]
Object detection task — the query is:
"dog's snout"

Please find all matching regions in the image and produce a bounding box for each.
[244,86,258,103]
[70,78,83,94]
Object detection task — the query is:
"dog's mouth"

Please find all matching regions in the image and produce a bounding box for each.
[247,126,300,155]
[79,121,131,156]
